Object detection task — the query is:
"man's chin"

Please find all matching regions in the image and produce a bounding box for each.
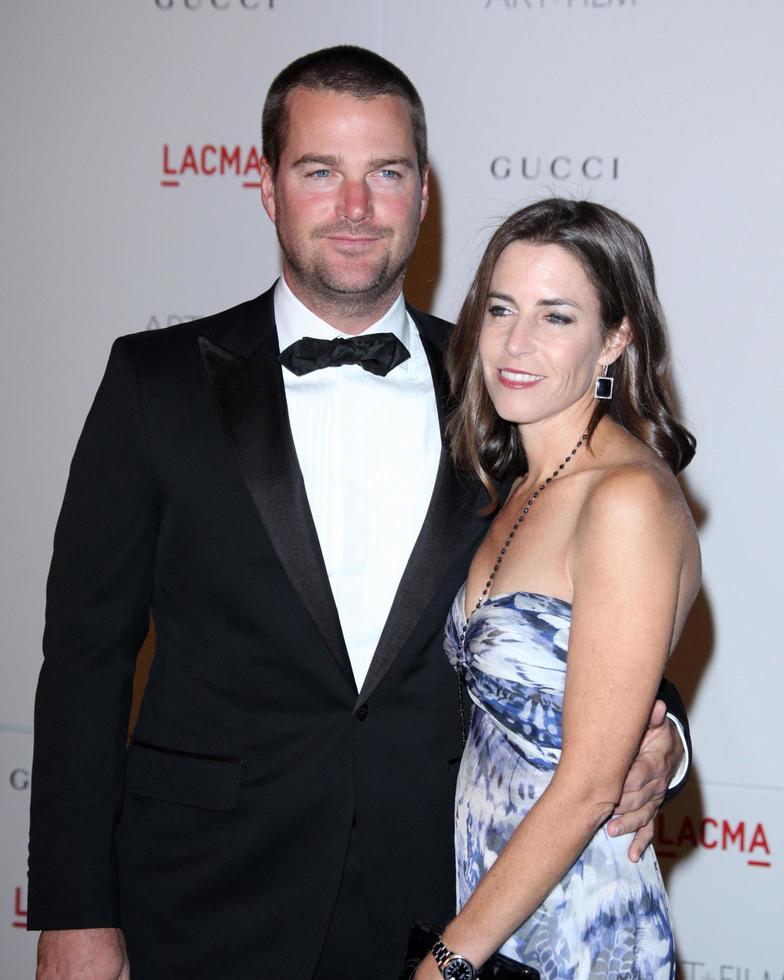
[284,251,409,308]
[321,278,389,297]
[313,263,397,299]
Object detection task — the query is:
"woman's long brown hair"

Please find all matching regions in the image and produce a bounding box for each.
[447,198,696,509]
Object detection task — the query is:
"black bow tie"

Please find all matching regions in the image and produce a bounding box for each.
[278,333,410,378]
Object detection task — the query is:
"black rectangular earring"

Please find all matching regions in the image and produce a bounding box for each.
[594,365,614,400]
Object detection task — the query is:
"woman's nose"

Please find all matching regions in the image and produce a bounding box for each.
[504,317,535,356]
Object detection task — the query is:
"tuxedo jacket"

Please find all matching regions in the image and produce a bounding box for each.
[28,286,492,978]
[28,286,691,979]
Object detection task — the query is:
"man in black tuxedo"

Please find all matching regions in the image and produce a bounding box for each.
[29,46,689,980]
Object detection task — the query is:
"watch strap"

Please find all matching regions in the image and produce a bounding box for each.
[431,936,477,979]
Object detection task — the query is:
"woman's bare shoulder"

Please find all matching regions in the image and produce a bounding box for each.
[574,436,701,597]
[567,427,701,636]
[577,433,697,554]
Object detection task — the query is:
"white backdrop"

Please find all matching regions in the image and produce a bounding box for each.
[2,1,782,976]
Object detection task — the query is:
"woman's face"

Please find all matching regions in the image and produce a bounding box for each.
[478,240,618,431]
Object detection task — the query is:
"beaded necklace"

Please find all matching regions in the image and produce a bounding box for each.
[456,431,588,743]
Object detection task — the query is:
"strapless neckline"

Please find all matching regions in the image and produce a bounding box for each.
[456,583,573,624]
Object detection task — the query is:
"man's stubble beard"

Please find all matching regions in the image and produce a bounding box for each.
[275,211,422,320]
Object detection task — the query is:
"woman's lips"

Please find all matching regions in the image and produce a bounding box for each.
[497,368,544,389]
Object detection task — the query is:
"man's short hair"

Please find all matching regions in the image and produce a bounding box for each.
[262,45,428,176]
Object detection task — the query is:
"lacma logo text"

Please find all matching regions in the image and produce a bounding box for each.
[655,813,772,868]
[161,144,261,189]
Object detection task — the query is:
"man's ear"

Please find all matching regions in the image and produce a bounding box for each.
[259,156,276,223]
[601,317,632,367]
[419,164,430,224]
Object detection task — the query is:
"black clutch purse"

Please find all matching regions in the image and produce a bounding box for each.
[398,921,540,980]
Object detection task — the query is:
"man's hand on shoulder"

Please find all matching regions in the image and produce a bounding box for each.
[36,927,129,980]
[606,699,684,862]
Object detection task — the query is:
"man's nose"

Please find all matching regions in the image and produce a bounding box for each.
[338,178,372,223]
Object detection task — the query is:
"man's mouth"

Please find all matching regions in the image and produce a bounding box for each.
[326,235,382,244]
[315,223,392,244]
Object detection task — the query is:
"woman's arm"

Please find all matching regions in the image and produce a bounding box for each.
[417,464,692,975]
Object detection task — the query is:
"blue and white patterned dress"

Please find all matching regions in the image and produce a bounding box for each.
[445,586,675,979]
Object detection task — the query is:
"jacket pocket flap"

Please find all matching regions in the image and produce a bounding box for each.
[125,742,242,811]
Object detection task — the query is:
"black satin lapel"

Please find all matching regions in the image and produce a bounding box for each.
[409,308,452,430]
[199,332,354,690]
[356,319,478,704]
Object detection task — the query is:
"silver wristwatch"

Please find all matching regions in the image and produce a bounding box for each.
[431,936,477,980]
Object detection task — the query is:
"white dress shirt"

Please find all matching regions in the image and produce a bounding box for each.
[275,277,442,690]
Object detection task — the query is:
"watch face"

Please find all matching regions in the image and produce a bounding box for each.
[443,959,475,980]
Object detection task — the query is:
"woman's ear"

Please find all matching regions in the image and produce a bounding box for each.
[601,317,632,367]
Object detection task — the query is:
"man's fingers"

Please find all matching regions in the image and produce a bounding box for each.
[614,767,668,812]
[614,773,668,816]
[627,822,655,863]
[647,698,667,729]
[608,699,677,859]
[619,756,654,794]
[608,795,662,833]
[616,709,675,811]
[614,754,662,806]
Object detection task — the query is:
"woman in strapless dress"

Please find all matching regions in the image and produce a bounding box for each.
[413,199,701,980]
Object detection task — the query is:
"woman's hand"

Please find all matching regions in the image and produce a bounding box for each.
[413,953,443,980]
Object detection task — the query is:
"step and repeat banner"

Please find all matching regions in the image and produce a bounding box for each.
[2,1,782,976]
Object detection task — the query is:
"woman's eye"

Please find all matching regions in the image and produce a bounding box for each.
[546,312,573,325]
[488,305,512,318]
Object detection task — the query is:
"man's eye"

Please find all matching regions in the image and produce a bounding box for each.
[307,169,332,178]
[378,169,401,179]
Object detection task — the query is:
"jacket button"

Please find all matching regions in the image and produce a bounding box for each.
[356,705,369,721]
